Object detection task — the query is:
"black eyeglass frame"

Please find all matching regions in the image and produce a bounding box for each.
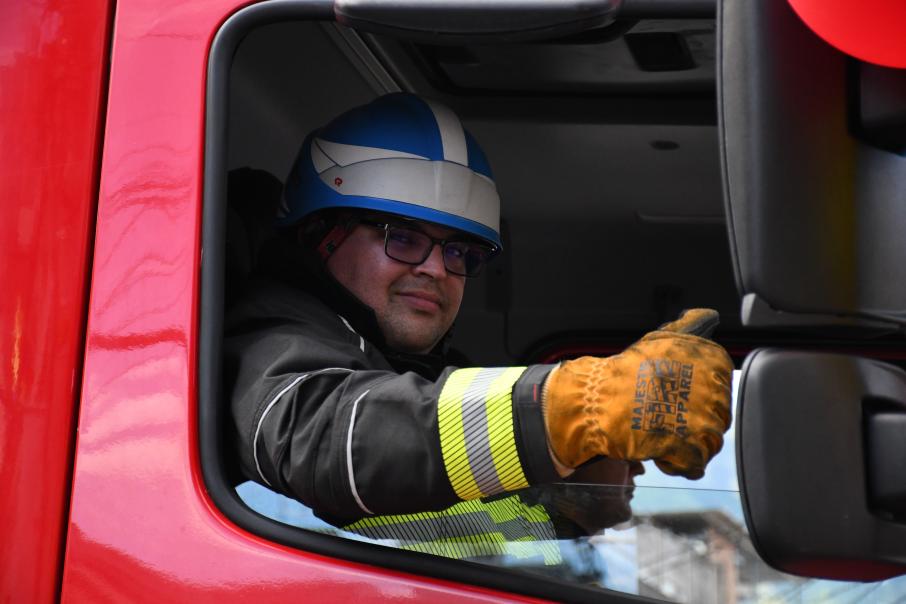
[357,217,498,277]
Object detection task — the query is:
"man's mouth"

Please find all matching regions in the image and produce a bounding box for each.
[396,290,443,312]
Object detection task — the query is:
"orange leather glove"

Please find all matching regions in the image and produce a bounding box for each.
[543,309,733,479]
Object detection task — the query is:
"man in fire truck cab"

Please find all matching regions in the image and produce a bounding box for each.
[224,93,733,550]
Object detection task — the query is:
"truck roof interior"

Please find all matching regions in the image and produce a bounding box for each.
[222,16,906,366]
[225,17,741,367]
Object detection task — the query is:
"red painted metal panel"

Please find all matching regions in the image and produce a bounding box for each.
[60,0,543,600]
[0,0,112,600]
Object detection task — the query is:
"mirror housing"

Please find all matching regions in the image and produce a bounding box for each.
[718,0,906,330]
[736,349,906,580]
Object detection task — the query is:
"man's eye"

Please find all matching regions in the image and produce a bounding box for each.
[389,229,418,246]
[445,245,465,259]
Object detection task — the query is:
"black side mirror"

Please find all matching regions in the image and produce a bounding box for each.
[737,349,906,580]
[719,0,906,331]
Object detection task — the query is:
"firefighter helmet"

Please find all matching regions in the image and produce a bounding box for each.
[280,93,502,250]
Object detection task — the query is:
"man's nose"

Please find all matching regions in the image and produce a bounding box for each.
[413,243,448,278]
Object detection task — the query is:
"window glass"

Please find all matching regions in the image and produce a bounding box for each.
[238,371,906,602]
[217,14,906,603]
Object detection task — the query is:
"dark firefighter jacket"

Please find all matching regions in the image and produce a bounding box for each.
[224,264,560,528]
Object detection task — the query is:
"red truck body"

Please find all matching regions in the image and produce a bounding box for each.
[1,0,542,600]
[2,0,110,598]
[3,0,904,601]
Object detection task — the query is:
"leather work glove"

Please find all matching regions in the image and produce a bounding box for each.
[543,309,733,480]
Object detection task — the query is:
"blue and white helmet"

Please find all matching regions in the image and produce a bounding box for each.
[280,93,502,250]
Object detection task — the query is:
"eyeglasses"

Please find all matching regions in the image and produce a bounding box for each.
[359,219,496,277]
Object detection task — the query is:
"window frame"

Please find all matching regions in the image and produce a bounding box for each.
[197,2,658,602]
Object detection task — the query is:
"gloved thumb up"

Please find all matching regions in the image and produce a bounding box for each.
[542,308,733,480]
[656,308,720,338]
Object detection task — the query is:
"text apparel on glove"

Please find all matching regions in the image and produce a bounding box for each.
[542,309,733,480]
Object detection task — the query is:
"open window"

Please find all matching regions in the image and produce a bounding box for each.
[200,1,906,602]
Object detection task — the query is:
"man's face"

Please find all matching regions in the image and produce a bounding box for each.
[326,218,466,354]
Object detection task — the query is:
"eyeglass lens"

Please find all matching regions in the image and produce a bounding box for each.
[385,226,489,277]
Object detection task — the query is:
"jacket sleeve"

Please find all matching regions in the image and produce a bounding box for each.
[226,291,559,523]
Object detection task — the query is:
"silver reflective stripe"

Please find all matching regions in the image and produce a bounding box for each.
[343,497,561,565]
[459,368,508,497]
[424,98,467,165]
[253,368,354,486]
[348,510,554,543]
[253,376,305,486]
[318,157,499,233]
[338,315,365,352]
[346,390,375,515]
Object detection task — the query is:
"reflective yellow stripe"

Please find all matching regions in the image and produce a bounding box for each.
[342,496,561,564]
[437,368,484,500]
[438,367,528,500]
[485,367,530,492]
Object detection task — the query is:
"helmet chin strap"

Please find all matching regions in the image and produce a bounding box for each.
[300,211,357,261]
[316,223,351,261]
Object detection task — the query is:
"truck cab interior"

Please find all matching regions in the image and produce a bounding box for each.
[199,1,906,602]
